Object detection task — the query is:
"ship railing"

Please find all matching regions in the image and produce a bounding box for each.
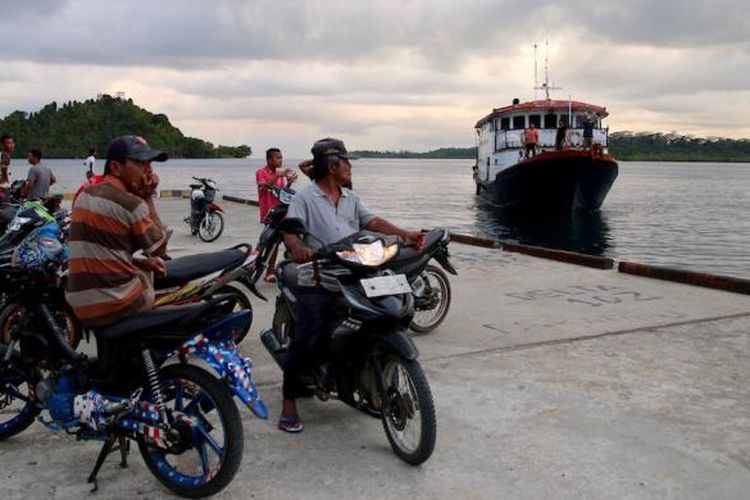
[493,127,609,151]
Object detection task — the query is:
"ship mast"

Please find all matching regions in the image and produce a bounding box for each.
[533,41,560,100]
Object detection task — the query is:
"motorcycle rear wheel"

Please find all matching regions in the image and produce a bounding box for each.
[409,264,451,334]
[198,212,224,242]
[215,285,252,343]
[137,363,243,498]
[380,356,436,465]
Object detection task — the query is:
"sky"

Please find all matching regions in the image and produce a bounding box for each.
[0,0,748,156]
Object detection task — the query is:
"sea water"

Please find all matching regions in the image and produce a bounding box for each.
[27,157,750,279]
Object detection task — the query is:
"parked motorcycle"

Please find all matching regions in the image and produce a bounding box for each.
[153,243,264,343]
[260,221,437,465]
[0,238,266,496]
[247,186,296,287]
[250,187,456,334]
[385,228,457,333]
[185,177,224,242]
[0,200,77,347]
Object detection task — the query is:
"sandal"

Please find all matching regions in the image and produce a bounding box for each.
[263,274,277,283]
[278,414,304,433]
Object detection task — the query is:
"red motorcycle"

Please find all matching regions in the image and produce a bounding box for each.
[185,176,224,242]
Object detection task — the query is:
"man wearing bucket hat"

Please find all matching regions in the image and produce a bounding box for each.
[66,135,170,328]
[277,137,425,433]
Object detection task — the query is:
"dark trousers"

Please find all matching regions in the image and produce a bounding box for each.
[282,287,337,399]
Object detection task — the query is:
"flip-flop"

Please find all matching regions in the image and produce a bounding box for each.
[264,274,277,283]
[278,415,304,433]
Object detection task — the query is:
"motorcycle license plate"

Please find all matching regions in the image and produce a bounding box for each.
[360,274,411,298]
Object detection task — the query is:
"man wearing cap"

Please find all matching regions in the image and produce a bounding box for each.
[277,137,425,433]
[66,135,169,327]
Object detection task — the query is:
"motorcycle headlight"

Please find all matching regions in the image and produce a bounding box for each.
[336,240,398,267]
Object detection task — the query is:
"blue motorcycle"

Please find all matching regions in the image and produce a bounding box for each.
[0,222,267,497]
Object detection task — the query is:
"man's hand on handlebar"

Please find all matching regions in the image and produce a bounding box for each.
[290,244,315,263]
[404,231,426,252]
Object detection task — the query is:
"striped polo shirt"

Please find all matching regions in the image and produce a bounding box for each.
[65,182,167,327]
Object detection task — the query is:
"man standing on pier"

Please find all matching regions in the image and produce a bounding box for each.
[256,147,297,283]
[0,134,15,187]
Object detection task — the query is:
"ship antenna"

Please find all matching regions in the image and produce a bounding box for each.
[534,40,561,100]
[533,43,538,101]
[544,41,550,99]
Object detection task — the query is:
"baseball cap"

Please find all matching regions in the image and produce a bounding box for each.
[311,137,358,160]
[106,135,168,163]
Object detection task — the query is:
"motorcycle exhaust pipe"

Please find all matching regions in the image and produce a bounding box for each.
[260,329,287,367]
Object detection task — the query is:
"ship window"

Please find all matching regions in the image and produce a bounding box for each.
[575,114,586,127]
[512,116,525,129]
[529,115,541,127]
[500,117,510,130]
[544,113,557,129]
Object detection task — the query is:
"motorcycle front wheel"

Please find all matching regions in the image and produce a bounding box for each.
[0,344,40,440]
[380,356,436,465]
[198,211,224,243]
[409,264,452,334]
[137,363,243,498]
[0,301,82,348]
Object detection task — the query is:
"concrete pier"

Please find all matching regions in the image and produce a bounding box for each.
[2,198,749,499]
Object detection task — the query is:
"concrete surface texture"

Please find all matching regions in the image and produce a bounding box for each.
[1,198,749,499]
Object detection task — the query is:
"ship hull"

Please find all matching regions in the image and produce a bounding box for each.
[476,150,619,213]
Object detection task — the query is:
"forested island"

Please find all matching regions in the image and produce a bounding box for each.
[353,133,750,162]
[3,96,748,162]
[0,95,251,159]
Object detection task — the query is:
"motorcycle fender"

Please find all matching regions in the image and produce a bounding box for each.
[193,341,268,420]
[209,202,224,213]
[434,247,458,275]
[376,329,420,361]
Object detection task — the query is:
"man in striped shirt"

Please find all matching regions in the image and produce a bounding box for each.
[66,135,169,327]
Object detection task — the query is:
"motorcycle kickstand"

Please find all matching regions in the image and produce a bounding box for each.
[117,436,130,469]
[87,436,115,492]
[87,435,129,492]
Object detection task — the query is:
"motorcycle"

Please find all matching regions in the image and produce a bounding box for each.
[246,186,296,288]
[0,229,267,496]
[250,187,456,334]
[0,199,77,347]
[385,228,457,333]
[185,176,224,242]
[152,243,265,343]
[260,221,437,465]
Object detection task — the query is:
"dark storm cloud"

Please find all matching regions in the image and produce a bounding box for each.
[1,1,745,70]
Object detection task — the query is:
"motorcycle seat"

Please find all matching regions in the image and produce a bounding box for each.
[189,183,203,189]
[157,248,246,288]
[93,302,211,341]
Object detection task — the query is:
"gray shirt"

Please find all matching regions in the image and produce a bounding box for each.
[285,182,376,290]
[285,182,376,253]
[26,163,54,199]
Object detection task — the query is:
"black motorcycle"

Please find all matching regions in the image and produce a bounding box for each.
[385,228,457,333]
[260,222,437,465]
[250,187,456,334]
[186,176,224,242]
